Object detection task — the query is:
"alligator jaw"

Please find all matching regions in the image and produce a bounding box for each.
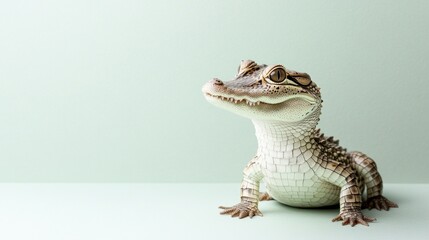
[204,92,261,107]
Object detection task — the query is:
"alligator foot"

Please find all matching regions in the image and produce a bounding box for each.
[363,195,398,211]
[259,192,273,201]
[332,212,376,227]
[219,201,262,219]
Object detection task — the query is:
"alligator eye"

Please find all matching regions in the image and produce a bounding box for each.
[269,68,286,83]
[263,65,287,84]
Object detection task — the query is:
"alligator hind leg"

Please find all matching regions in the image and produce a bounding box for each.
[259,192,273,201]
[349,151,398,211]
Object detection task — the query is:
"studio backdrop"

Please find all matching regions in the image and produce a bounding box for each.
[0,0,428,183]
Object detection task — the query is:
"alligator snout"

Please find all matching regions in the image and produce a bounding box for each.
[202,78,224,94]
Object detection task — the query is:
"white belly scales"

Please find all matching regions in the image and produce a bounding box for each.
[258,150,340,207]
[253,121,341,207]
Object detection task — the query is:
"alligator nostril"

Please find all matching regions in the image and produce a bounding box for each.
[213,78,224,85]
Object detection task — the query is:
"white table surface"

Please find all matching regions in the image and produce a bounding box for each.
[0,183,426,240]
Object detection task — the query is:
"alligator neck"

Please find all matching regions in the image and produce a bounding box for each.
[251,107,320,157]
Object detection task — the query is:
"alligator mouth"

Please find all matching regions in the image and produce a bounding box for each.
[204,92,317,107]
[204,92,263,106]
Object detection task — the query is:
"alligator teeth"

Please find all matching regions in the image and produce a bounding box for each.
[209,93,261,106]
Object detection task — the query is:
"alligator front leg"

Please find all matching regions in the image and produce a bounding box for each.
[219,158,264,219]
[219,177,262,218]
[331,181,376,227]
[317,161,375,226]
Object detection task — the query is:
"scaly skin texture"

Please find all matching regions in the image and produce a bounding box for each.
[202,60,398,227]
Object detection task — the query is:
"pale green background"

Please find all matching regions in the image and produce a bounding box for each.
[0,0,428,182]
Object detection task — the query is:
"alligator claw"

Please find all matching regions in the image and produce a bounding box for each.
[259,192,273,201]
[363,195,398,211]
[332,212,375,227]
[219,201,262,219]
